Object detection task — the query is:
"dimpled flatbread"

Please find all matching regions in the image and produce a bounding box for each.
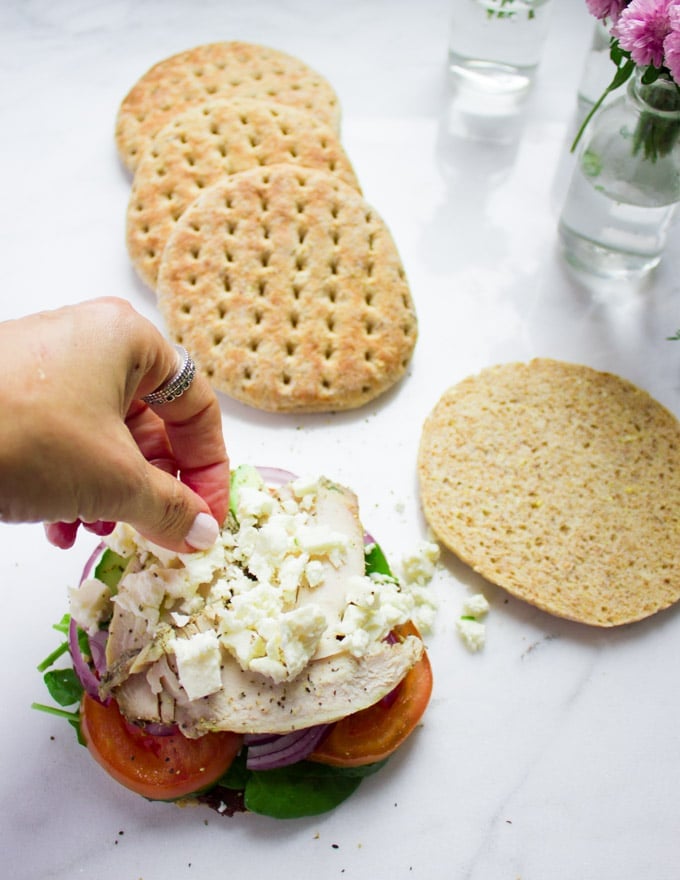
[157,163,417,413]
[127,97,360,291]
[116,42,341,171]
[418,358,680,626]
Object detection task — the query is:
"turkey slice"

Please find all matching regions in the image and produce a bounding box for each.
[113,631,424,736]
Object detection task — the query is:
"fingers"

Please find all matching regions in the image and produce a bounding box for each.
[132,370,230,527]
[44,519,114,550]
[125,458,220,552]
[44,521,80,549]
[1,297,230,553]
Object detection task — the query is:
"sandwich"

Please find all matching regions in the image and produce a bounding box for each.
[34,466,433,819]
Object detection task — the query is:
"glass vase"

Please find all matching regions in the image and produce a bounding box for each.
[559,69,680,280]
[447,0,554,107]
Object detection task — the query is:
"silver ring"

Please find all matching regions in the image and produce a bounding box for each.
[142,345,196,406]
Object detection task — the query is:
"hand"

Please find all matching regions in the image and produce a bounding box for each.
[0,297,229,552]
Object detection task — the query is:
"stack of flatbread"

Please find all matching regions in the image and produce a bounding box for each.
[116,42,416,412]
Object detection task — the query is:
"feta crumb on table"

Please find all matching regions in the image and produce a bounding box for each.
[461,593,489,619]
[456,618,486,652]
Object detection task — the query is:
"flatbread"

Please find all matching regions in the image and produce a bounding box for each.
[127,97,360,291]
[157,163,417,413]
[116,42,341,171]
[418,359,680,626]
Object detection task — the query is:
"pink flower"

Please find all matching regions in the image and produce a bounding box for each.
[664,6,680,81]
[613,0,675,68]
[586,0,630,22]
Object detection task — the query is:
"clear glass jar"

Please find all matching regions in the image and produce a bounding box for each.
[447,0,554,101]
[559,69,680,280]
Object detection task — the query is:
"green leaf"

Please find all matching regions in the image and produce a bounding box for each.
[217,749,250,790]
[43,668,84,707]
[94,549,127,590]
[641,65,662,85]
[77,626,90,659]
[244,761,363,818]
[364,541,394,578]
[581,149,603,178]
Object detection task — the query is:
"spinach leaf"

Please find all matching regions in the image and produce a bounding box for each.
[43,667,84,707]
[217,749,250,790]
[364,541,394,578]
[33,614,85,745]
[245,761,363,818]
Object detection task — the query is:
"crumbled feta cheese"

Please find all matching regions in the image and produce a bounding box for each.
[170,629,223,700]
[394,538,441,634]
[410,591,438,633]
[69,577,113,635]
[112,568,167,632]
[295,524,349,563]
[400,540,440,586]
[291,474,320,497]
[462,593,489,619]
[249,605,327,683]
[103,472,421,694]
[456,617,486,652]
[339,575,414,656]
[237,486,276,520]
[305,559,325,588]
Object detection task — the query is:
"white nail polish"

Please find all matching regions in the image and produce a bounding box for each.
[186,512,219,550]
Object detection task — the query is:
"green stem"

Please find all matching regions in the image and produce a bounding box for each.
[36,641,69,672]
[571,53,636,154]
[31,702,80,722]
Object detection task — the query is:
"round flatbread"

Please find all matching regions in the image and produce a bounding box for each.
[157,163,417,413]
[116,42,341,171]
[418,359,680,626]
[127,98,360,291]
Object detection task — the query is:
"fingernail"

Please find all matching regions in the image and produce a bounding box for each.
[186,512,219,550]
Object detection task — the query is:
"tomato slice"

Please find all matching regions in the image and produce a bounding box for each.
[80,694,243,800]
[309,621,433,767]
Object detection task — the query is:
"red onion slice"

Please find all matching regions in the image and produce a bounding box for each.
[142,722,180,736]
[68,542,110,701]
[255,466,298,487]
[245,724,329,770]
[88,629,109,677]
[124,719,180,737]
[79,540,106,586]
[243,732,280,746]
[68,616,102,701]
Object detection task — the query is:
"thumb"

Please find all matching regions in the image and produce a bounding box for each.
[128,460,221,552]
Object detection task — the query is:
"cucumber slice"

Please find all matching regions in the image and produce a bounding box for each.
[229,464,265,518]
[94,549,127,590]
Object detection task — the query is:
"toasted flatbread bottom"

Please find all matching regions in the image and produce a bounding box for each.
[418,359,680,626]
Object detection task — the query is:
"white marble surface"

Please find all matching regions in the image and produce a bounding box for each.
[2,1,680,878]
